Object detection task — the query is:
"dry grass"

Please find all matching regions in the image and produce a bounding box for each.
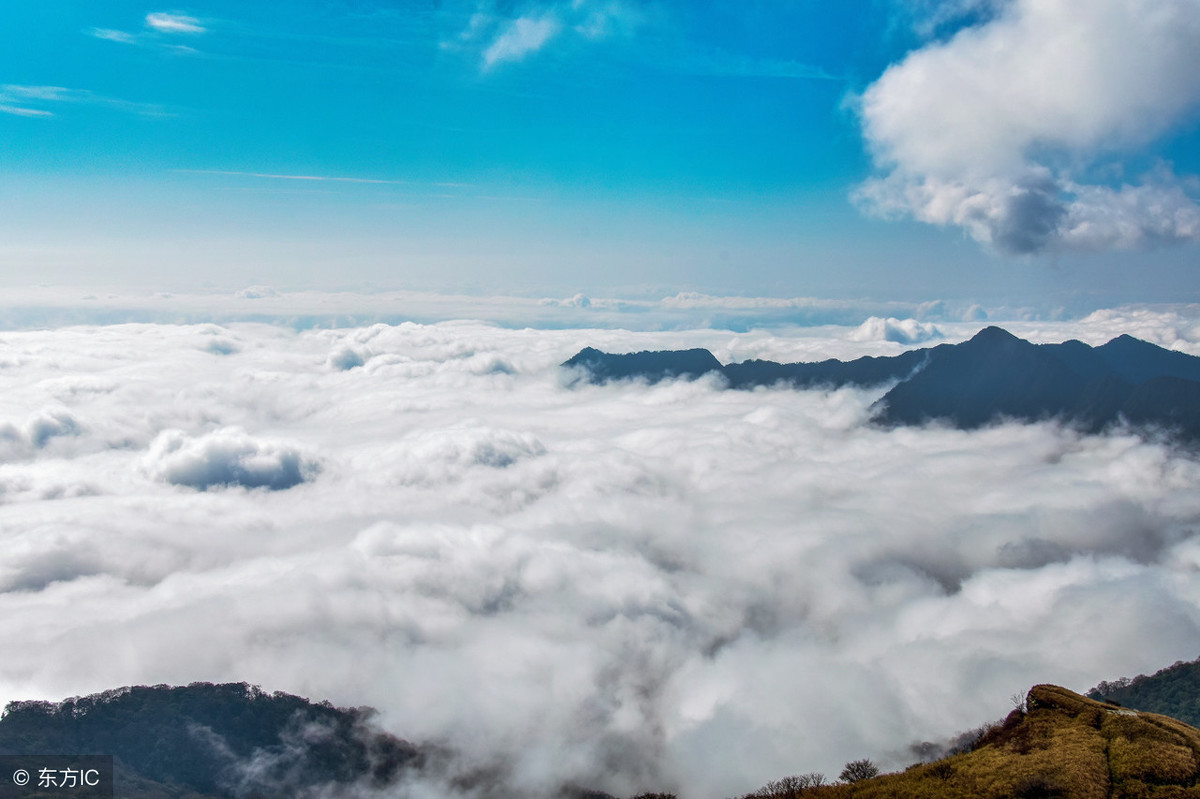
[749,685,1200,799]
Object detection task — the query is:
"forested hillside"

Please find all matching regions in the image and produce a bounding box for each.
[1089,656,1200,727]
[0,683,420,798]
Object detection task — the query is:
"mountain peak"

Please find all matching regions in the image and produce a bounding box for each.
[973,325,1019,339]
[966,325,1024,346]
[562,347,723,384]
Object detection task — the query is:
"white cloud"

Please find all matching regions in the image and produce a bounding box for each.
[88,28,139,44]
[1,85,71,101]
[0,286,1003,333]
[895,0,1008,38]
[327,346,366,371]
[483,14,561,68]
[0,86,62,118]
[538,293,593,311]
[24,409,82,449]
[0,409,82,460]
[0,84,168,118]
[143,428,319,491]
[88,12,206,53]
[145,12,206,34]
[850,316,942,344]
[857,0,1200,254]
[0,104,53,118]
[387,426,547,486]
[0,313,1199,797]
[234,284,280,299]
[456,0,640,70]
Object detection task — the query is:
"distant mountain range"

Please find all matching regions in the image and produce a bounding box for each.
[563,327,1200,439]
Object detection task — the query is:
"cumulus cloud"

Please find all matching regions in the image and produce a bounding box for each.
[857,0,1200,254]
[25,410,82,449]
[850,316,942,344]
[144,428,318,491]
[204,338,240,355]
[0,409,82,460]
[327,347,366,371]
[386,426,548,486]
[0,315,1199,798]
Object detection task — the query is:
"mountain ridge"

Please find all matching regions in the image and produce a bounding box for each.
[563,327,1200,439]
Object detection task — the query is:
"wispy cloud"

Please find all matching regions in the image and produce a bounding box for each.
[0,103,54,118]
[144,12,206,34]
[89,10,209,51]
[892,0,1007,39]
[482,14,561,68]
[88,28,140,45]
[451,0,642,71]
[453,2,834,80]
[174,168,418,185]
[173,168,553,203]
[0,85,171,118]
[173,169,478,189]
[2,85,73,101]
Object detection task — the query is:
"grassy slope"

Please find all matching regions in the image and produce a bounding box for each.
[760,686,1200,799]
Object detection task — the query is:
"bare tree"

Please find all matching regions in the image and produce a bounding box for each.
[749,773,828,798]
[839,759,880,783]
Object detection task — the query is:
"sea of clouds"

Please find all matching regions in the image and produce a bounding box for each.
[2,295,1200,798]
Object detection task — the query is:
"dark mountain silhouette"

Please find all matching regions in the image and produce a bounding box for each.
[563,327,1200,439]
[875,327,1085,428]
[563,347,724,383]
[722,348,930,390]
[0,683,421,799]
[563,345,927,389]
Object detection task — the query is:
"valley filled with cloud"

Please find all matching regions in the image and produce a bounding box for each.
[2,303,1200,797]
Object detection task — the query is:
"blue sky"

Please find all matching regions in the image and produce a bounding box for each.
[3,1,1200,309]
